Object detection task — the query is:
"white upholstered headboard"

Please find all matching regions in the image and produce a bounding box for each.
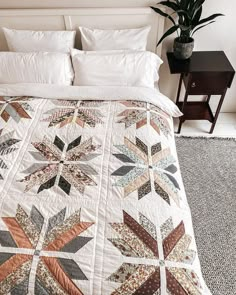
[0,8,164,56]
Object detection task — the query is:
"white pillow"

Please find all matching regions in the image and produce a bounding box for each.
[79,26,151,51]
[71,49,163,88]
[0,52,74,85]
[3,28,76,53]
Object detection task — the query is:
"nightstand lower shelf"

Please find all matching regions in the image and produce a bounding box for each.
[177,101,214,122]
[176,101,217,134]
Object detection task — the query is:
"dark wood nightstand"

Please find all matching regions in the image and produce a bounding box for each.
[167,51,235,133]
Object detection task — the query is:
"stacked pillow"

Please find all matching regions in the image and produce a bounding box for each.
[71,49,162,88]
[1,26,163,88]
[72,26,162,88]
[1,28,75,85]
[79,26,151,51]
[3,28,76,53]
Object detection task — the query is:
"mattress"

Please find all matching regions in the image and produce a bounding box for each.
[0,84,211,295]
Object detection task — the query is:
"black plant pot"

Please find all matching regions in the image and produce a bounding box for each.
[173,37,194,60]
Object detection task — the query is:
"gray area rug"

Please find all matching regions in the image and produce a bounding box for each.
[176,136,236,295]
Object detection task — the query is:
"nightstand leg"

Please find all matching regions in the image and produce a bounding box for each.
[177,119,183,134]
[176,73,184,103]
[181,90,189,112]
[210,90,227,134]
[177,90,188,134]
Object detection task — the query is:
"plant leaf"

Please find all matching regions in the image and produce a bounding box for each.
[191,21,215,35]
[157,25,179,47]
[189,0,196,10]
[180,0,188,10]
[191,0,205,17]
[198,13,224,26]
[150,6,176,25]
[158,1,180,11]
[173,9,191,27]
[174,9,191,19]
[192,6,202,26]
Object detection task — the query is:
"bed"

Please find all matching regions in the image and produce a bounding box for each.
[0,8,211,295]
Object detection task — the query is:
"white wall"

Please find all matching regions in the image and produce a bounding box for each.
[1,0,235,112]
[0,0,156,8]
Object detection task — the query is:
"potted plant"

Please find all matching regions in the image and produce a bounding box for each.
[151,1,223,59]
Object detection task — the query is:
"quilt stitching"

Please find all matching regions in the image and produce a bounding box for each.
[117,101,172,138]
[0,129,21,180]
[0,96,207,295]
[0,205,94,294]
[107,211,202,295]
[19,135,101,195]
[0,96,34,123]
[42,100,104,128]
[112,137,180,205]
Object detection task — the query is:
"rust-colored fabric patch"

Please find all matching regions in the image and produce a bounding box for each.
[11,102,31,119]
[0,254,31,282]
[2,217,33,249]
[41,257,83,295]
[1,110,10,122]
[45,221,93,251]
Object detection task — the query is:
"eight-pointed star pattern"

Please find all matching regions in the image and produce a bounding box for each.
[117,101,172,138]
[112,136,180,205]
[19,135,100,195]
[0,96,34,123]
[107,211,203,295]
[0,129,21,180]
[0,205,94,295]
[42,100,104,128]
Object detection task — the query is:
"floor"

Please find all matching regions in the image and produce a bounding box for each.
[174,113,236,137]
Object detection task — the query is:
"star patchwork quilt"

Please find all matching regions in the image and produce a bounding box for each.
[0,85,211,295]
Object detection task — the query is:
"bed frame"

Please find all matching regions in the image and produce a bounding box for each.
[0,8,164,56]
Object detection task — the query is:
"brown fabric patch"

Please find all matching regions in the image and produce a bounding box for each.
[163,221,185,259]
[166,269,188,295]
[124,212,158,257]
[134,269,160,295]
